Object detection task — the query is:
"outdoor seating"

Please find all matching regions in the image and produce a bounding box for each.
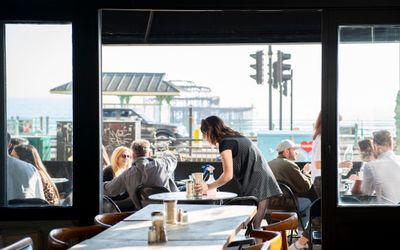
[1,237,33,250]
[135,184,170,208]
[267,182,308,232]
[102,195,121,213]
[48,224,104,250]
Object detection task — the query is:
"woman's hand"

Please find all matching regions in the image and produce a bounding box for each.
[194,181,208,195]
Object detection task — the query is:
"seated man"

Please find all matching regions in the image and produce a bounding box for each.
[360,130,400,204]
[268,139,314,226]
[104,139,178,209]
[6,133,45,201]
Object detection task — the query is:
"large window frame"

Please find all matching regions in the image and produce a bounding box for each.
[322,9,400,248]
[0,12,101,223]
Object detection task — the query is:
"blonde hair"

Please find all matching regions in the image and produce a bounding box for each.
[110,146,132,177]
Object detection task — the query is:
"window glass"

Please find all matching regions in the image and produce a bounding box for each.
[5,24,73,207]
[101,44,321,195]
[338,25,400,206]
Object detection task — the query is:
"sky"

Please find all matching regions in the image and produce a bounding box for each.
[4,23,400,130]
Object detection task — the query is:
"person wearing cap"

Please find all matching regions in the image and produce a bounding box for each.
[268,139,314,227]
[268,139,313,195]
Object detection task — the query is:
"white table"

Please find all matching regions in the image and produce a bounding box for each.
[148,191,237,203]
[70,204,256,250]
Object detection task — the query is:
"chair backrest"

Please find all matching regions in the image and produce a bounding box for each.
[8,198,50,207]
[102,195,121,213]
[268,182,299,212]
[48,225,104,250]
[262,212,298,250]
[135,184,170,208]
[2,237,33,250]
[245,230,282,250]
[94,211,134,228]
[223,196,259,208]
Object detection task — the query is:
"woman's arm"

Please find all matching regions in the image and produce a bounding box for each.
[195,149,234,192]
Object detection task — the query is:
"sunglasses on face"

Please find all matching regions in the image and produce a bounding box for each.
[121,154,131,159]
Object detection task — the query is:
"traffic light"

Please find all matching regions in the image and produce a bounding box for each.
[272,50,292,88]
[250,50,264,84]
[282,81,288,96]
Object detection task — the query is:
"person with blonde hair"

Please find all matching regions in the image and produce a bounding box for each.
[103,146,132,182]
[104,139,178,209]
[12,144,59,205]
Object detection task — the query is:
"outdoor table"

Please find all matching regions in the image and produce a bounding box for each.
[148,191,237,205]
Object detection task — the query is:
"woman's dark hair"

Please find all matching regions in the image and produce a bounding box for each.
[13,144,60,200]
[358,139,374,159]
[200,116,241,145]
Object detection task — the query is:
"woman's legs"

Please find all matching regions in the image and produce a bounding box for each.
[252,199,268,229]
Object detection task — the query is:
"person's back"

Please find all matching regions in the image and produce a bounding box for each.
[362,151,400,204]
[104,139,177,209]
[361,130,400,204]
[7,155,45,200]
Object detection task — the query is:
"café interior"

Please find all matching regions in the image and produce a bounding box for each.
[1,1,400,249]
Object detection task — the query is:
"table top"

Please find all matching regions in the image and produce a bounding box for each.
[70,204,256,250]
[148,191,237,201]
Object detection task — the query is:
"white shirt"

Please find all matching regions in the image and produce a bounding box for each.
[7,155,45,200]
[311,134,321,182]
[361,150,400,204]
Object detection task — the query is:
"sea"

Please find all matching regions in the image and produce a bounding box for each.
[7,96,72,136]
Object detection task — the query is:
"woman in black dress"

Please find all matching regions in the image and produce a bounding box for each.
[195,115,281,228]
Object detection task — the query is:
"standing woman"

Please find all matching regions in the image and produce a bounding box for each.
[195,115,281,228]
[311,112,322,198]
[12,145,60,205]
[103,146,132,182]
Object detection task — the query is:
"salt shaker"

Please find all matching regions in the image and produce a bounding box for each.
[151,211,165,233]
[148,226,157,244]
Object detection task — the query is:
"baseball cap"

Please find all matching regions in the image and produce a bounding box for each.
[276,139,300,152]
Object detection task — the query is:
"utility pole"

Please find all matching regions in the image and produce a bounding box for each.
[290,70,293,131]
[268,45,273,130]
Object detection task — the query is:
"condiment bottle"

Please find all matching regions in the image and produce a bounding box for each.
[148,226,157,244]
[164,200,177,224]
[151,211,165,234]
[159,226,168,242]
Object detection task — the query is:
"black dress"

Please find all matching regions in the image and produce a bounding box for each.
[219,136,282,201]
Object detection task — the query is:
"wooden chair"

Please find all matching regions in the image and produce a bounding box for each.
[48,224,104,250]
[262,212,299,250]
[243,231,282,250]
[2,237,33,250]
[94,211,134,228]
[135,184,170,208]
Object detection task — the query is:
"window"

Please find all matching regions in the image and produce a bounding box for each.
[4,24,73,207]
[338,25,400,206]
